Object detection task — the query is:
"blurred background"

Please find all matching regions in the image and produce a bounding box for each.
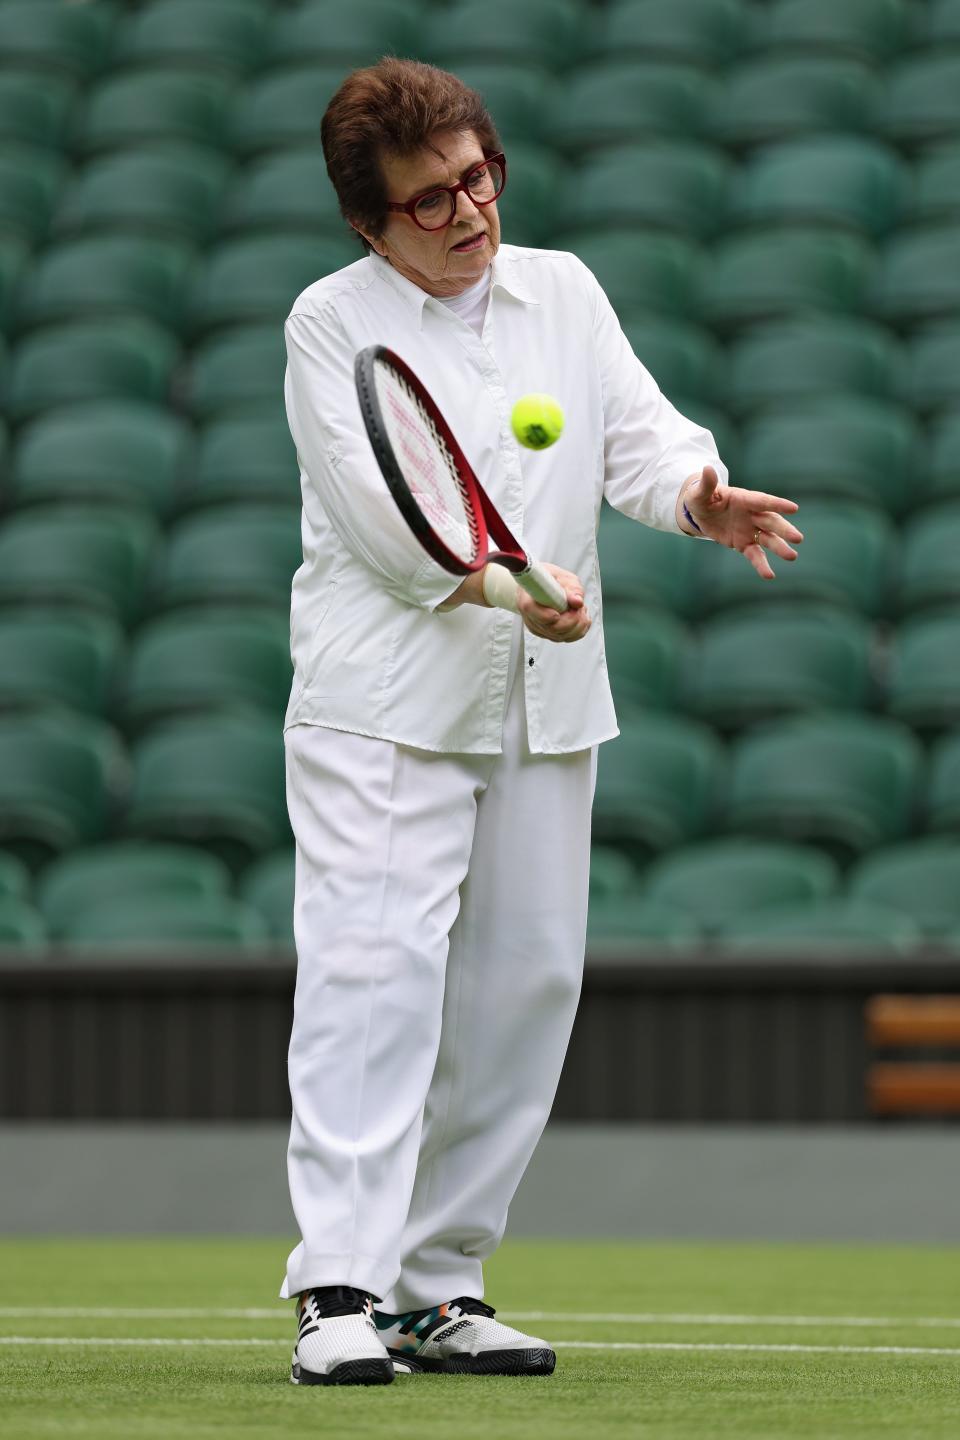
[1,0,960,1240]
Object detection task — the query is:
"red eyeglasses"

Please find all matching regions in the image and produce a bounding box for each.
[386,153,507,232]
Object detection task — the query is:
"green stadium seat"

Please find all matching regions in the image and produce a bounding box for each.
[926,731,960,836]
[589,0,750,67]
[122,714,289,866]
[756,0,911,62]
[439,65,557,148]
[601,608,689,714]
[0,610,122,716]
[488,142,564,248]
[429,0,584,70]
[901,325,960,416]
[898,503,960,612]
[912,144,960,224]
[556,231,703,319]
[115,0,270,78]
[847,837,960,939]
[701,228,874,330]
[120,608,292,731]
[80,69,237,156]
[0,852,29,901]
[273,0,424,66]
[885,614,960,733]
[598,504,700,618]
[643,838,839,936]
[231,65,347,157]
[738,398,921,516]
[923,0,960,44]
[239,848,294,943]
[557,142,732,238]
[708,57,877,149]
[550,63,710,152]
[0,237,27,333]
[188,234,355,333]
[727,318,901,417]
[151,504,301,610]
[873,226,960,327]
[0,149,64,248]
[16,235,195,336]
[223,150,345,236]
[10,401,190,515]
[6,320,179,423]
[684,607,874,730]
[589,844,639,900]
[55,149,229,244]
[723,713,922,854]
[183,324,285,419]
[670,399,739,478]
[0,72,76,150]
[0,898,47,948]
[693,499,896,618]
[0,712,126,865]
[188,414,298,510]
[622,316,725,407]
[928,410,960,504]
[881,57,960,147]
[0,0,115,80]
[37,840,232,940]
[586,895,702,949]
[728,137,907,237]
[62,894,270,949]
[714,898,922,953]
[593,712,722,855]
[0,506,157,625]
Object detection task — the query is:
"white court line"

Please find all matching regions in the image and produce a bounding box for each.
[3,1307,960,1330]
[1,1336,960,1359]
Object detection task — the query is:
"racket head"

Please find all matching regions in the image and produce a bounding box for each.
[355,344,489,576]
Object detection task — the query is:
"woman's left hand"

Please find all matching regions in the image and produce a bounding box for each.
[682,465,804,580]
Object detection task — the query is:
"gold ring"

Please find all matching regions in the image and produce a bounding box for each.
[753,527,762,546]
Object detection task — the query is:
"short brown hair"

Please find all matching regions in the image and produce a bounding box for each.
[321,57,501,249]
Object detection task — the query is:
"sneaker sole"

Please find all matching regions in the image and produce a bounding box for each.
[387,1346,555,1376]
[291,1357,395,1386]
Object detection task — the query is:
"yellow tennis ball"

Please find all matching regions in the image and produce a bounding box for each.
[511,393,564,450]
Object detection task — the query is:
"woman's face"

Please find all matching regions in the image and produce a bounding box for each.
[359,129,501,298]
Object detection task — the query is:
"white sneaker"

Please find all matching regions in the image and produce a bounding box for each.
[290,1286,394,1386]
[375,1296,556,1375]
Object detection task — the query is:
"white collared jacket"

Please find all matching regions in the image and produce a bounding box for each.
[283,244,727,754]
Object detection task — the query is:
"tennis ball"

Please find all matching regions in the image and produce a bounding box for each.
[511,393,564,451]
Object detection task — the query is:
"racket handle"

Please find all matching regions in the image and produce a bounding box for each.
[518,562,569,612]
[482,563,520,612]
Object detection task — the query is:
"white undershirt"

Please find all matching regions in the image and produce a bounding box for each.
[436,268,491,336]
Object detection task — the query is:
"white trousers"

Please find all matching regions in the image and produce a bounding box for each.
[280,659,595,1309]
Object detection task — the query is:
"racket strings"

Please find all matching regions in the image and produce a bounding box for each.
[376,362,481,563]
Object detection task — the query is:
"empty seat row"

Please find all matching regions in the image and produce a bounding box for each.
[590,833,960,938]
[6,49,960,161]
[2,404,297,510]
[6,604,960,738]
[8,138,960,258]
[594,712,960,860]
[601,500,960,618]
[3,224,960,343]
[0,504,301,622]
[4,499,960,626]
[5,316,960,442]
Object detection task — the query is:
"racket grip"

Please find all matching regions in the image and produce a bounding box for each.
[482,563,520,612]
[518,562,569,612]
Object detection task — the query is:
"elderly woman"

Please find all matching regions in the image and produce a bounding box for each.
[281,58,802,1386]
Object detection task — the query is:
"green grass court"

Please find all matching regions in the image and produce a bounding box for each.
[2,1239,960,1438]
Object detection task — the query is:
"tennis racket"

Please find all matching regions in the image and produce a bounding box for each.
[354,345,568,612]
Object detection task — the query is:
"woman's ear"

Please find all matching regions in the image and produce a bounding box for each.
[350,221,386,257]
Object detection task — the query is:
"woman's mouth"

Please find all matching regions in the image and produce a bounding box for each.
[451,232,486,253]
